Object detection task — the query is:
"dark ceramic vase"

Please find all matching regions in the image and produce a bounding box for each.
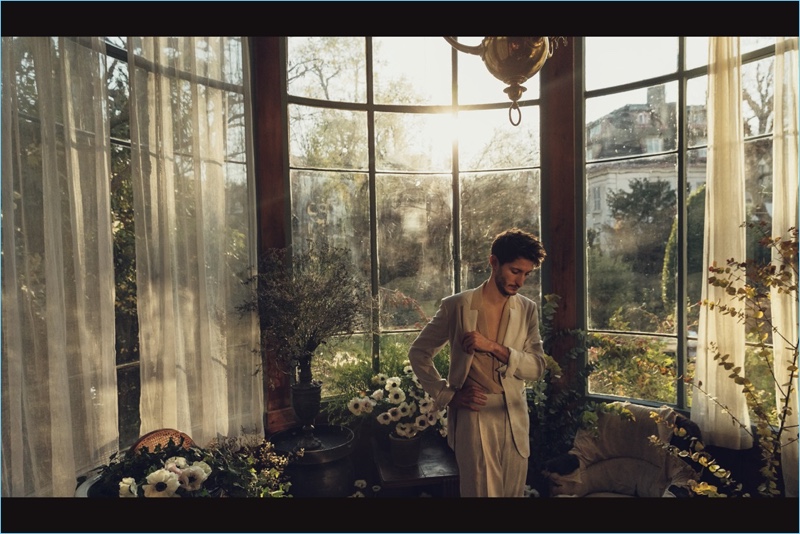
[290,381,322,450]
[388,432,422,467]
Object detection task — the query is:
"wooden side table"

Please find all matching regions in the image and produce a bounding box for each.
[372,436,460,497]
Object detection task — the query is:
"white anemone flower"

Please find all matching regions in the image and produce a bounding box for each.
[347,396,367,415]
[376,411,393,425]
[371,373,388,387]
[362,399,375,414]
[179,465,209,492]
[143,468,181,498]
[395,423,418,439]
[371,389,384,401]
[388,407,402,421]
[418,397,435,414]
[397,401,412,418]
[426,411,438,425]
[354,479,367,489]
[403,365,414,375]
[386,387,406,404]
[385,376,402,390]
[411,374,422,388]
[164,456,188,469]
[523,485,540,497]
[349,491,365,498]
[119,477,138,498]
[415,414,430,431]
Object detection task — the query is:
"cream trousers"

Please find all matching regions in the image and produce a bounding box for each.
[453,392,527,497]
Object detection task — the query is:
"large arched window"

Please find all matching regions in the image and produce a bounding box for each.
[285,37,545,396]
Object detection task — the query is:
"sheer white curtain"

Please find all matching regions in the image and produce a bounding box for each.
[692,37,753,449]
[771,36,798,497]
[2,37,119,496]
[127,37,263,447]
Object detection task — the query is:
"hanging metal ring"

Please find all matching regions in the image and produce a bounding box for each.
[509,103,522,127]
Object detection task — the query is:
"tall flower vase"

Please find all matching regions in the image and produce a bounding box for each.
[389,433,422,467]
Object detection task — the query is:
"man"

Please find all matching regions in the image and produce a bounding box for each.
[408,228,548,497]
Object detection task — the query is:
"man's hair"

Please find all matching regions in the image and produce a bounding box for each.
[491,228,547,267]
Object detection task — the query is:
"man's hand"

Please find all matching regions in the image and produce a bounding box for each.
[462,331,509,364]
[450,385,488,411]
[462,331,494,354]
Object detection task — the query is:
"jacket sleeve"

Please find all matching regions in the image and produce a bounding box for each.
[503,301,546,382]
[408,298,456,410]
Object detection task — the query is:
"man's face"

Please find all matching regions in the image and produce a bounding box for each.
[492,256,535,297]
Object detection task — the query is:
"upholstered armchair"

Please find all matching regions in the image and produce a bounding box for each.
[543,401,700,497]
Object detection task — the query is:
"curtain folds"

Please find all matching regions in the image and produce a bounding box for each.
[771,36,799,497]
[2,37,119,496]
[1,36,261,497]
[692,37,753,449]
[127,37,262,447]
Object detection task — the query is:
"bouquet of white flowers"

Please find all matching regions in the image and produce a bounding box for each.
[346,365,447,440]
[87,431,294,498]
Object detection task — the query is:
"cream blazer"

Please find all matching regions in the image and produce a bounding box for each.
[408,285,546,458]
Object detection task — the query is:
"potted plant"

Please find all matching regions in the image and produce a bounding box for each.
[77,430,294,498]
[652,222,798,497]
[239,239,368,450]
[344,366,448,466]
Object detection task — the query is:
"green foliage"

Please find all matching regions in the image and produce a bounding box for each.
[587,332,677,403]
[586,247,636,328]
[607,178,676,277]
[92,434,293,498]
[591,178,676,328]
[577,401,635,438]
[662,183,706,325]
[238,240,369,385]
[528,294,595,467]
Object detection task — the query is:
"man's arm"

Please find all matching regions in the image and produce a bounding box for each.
[504,301,547,381]
[408,300,455,410]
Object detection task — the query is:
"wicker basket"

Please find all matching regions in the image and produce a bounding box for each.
[129,428,194,454]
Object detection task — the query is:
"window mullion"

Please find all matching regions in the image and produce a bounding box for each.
[365,37,380,374]
[675,37,689,410]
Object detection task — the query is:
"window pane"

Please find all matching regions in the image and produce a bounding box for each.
[685,149,707,336]
[686,37,709,70]
[288,104,368,169]
[586,155,678,333]
[741,37,776,54]
[290,169,371,263]
[375,111,453,172]
[376,174,453,329]
[312,334,372,398]
[745,137,773,243]
[287,37,366,103]
[687,75,708,148]
[458,107,540,171]
[587,333,678,404]
[586,83,678,161]
[105,36,127,49]
[374,37,451,106]
[461,170,542,299]
[585,37,678,91]
[117,364,141,449]
[742,56,775,138]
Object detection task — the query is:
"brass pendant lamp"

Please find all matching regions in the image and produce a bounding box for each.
[444,37,567,126]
